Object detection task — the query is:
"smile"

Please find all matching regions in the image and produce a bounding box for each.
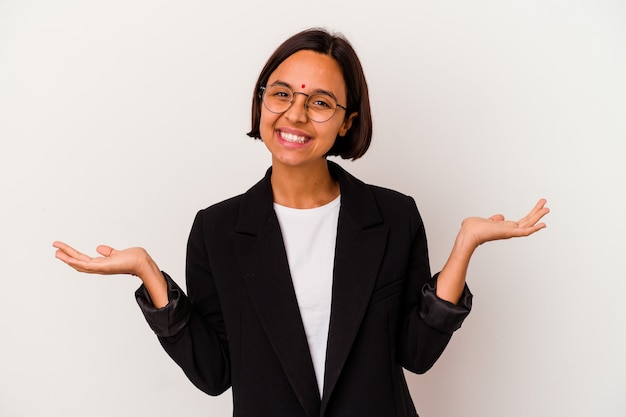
[279,130,310,144]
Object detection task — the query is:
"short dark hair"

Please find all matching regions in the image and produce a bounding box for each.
[246,28,372,160]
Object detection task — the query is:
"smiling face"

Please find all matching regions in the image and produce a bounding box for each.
[259,50,357,170]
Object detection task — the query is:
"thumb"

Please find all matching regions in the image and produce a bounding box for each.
[96,245,116,257]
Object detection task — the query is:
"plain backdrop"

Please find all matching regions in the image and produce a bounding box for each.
[1,0,625,416]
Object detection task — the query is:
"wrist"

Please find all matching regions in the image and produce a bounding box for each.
[454,226,479,257]
[135,251,160,282]
[134,251,168,308]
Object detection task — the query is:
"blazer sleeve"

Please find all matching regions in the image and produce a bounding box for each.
[135,210,231,396]
[396,196,472,374]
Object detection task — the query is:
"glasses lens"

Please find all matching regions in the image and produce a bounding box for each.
[263,85,293,114]
[307,94,337,123]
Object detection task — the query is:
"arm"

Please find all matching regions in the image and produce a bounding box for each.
[397,197,473,374]
[149,210,231,395]
[398,198,548,373]
[53,223,232,395]
[436,199,550,304]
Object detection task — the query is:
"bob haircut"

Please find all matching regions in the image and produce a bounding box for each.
[246,28,372,160]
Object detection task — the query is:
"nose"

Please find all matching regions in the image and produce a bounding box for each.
[284,92,309,123]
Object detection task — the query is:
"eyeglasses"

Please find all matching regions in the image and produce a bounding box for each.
[260,84,347,123]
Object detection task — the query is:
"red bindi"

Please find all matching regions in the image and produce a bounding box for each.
[301,84,306,88]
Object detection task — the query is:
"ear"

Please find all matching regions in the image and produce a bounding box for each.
[338,112,358,137]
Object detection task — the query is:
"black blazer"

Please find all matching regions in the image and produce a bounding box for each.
[137,161,472,417]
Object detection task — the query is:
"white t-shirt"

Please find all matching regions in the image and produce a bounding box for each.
[273,195,340,397]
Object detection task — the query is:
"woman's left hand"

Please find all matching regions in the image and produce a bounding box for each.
[436,198,550,304]
[461,198,550,248]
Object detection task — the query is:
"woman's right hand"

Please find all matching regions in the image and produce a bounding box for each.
[54,241,149,276]
[53,241,169,307]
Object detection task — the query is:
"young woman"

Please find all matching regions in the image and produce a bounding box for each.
[53,28,549,417]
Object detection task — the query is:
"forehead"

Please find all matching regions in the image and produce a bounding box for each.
[268,50,346,97]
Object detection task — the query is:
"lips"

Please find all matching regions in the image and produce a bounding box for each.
[279,130,310,144]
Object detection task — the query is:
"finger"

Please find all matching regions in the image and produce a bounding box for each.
[535,198,547,209]
[489,214,505,222]
[524,205,550,227]
[52,240,71,251]
[517,199,550,227]
[530,199,548,216]
[513,221,547,238]
[54,249,92,272]
[52,241,92,262]
[55,248,73,264]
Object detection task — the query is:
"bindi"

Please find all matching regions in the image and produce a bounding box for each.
[301,84,306,89]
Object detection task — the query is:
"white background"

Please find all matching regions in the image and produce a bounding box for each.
[1,1,625,416]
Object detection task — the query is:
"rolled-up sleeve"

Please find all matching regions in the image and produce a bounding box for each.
[419,273,473,334]
[135,272,192,338]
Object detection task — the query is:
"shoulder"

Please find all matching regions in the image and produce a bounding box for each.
[331,161,417,213]
[186,195,243,242]
[367,183,423,230]
[199,193,245,219]
[367,183,414,205]
[330,161,424,234]
[193,170,273,230]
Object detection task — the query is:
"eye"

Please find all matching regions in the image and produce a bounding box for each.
[309,94,335,110]
[267,86,293,101]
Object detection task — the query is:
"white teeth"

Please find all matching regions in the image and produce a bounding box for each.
[280,131,309,144]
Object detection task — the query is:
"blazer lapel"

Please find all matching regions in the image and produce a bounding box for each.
[232,169,321,417]
[321,162,389,414]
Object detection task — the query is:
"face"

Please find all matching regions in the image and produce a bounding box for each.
[259,50,357,170]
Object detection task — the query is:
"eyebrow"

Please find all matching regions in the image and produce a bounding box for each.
[269,80,339,101]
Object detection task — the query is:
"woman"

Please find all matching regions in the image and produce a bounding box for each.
[53,28,549,417]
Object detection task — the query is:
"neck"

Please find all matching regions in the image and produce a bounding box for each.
[270,159,339,209]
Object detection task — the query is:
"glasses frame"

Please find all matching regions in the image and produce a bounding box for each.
[259,85,347,123]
